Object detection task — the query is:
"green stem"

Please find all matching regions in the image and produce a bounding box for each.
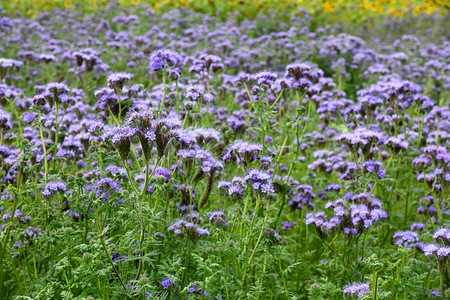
[135,157,162,281]
[93,203,127,291]
[243,201,270,282]
[159,69,166,118]
[0,191,18,297]
[38,112,49,182]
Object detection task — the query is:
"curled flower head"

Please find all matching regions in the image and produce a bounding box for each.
[286,63,311,81]
[46,82,69,96]
[160,277,176,290]
[0,109,12,129]
[168,219,210,241]
[335,127,381,155]
[255,71,277,90]
[0,58,22,81]
[107,72,133,93]
[43,181,66,198]
[385,137,408,153]
[393,231,419,248]
[244,169,274,194]
[410,222,425,231]
[208,210,228,228]
[185,84,204,101]
[433,227,450,246]
[262,228,281,245]
[102,125,136,159]
[222,140,263,164]
[149,49,182,71]
[234,72,250,86]
[343,282,370,298]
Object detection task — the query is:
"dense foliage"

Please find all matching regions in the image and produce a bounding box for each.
[0,3,449,299]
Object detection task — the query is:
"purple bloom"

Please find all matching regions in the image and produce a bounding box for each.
[168,219,210,241]
[393,231,419,248]
[281,221,297,231]
[343,282,370,298]
[385,137,408,153]
[107,72,133,92]
[185,84,205,101]
[222,141,263,164]
[254,71,278,89]
[177,149,223,174]
[174,127,221,146]
[423,243,439,257]
[234,72,250,86]
[208,210,228,228]
[43,181,66,197]
[433,227,450,245]
[244,169,274,194]
[324,183,340,192]
[102,125,136,159]
[149,49,182,71]
[0,109,12,129]
[430,290,440,297]
[160,277,175,290]
[335,128,381,155]
[410,222,425,231]
[436,247,450,259]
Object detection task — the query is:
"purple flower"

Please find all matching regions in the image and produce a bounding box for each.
[46,82,69,96]
[96,178,122,200]
[218,177,246,199]
[410,222,425,231]
[430,290,440,297]
[234,72,250,86]
[286,63,311,81]
[0,109,12,129]
[208,210,228,228]
[423,243,439,257]
[385,137,408,153]
[436,247,450,259]
[177,149,223,174]
[281,221,297,231]
[168,219,210,241]
[244,169,274,194]
[39,54,57,63]
[343,282,370,298]
[174,127,221,147]
[222,141,263,164]
[107,72,133,92]
[393,231,419,248]
[288,184,315,211]
[335,128,381,155]
[324,183,340,192]
[0,58,22,81]
[102,125,136,159]
[97,178,122,192]
[43,181,66,197]
[149,49,182,71]
[160,277,175,290]
[185,84,205,101]
[254,71,277,89]
[433,227,450,245]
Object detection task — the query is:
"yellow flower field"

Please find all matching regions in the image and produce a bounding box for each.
[2,0,447,19]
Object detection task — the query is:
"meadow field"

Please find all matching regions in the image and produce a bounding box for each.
[0,0,449,299]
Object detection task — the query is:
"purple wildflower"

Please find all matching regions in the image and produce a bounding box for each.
[343,282,370,298]
[42,181,66,197]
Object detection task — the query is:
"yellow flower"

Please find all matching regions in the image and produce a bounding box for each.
[324,2,335,13]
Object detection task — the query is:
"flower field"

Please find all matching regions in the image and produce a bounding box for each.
[0,1,449,299]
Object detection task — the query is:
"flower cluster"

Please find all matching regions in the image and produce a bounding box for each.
[168,219,210,241]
